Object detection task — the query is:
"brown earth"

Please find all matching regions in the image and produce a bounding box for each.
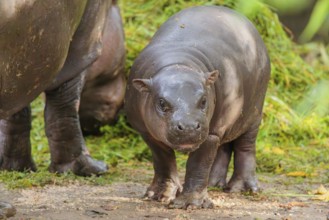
[1,169,329,220]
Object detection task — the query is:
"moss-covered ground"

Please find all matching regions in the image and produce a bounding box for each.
[0,0,328,189]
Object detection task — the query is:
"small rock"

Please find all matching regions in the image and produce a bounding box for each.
[100,204,119,211]
[84,209,108,218]
[37,205,48,210]
[0,202,16,219]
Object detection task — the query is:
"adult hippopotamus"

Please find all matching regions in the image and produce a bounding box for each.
[79,0,126,135]
[0,0,124,176]
[125,6,270,209]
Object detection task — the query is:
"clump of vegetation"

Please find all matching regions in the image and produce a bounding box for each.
[121,0,329,176]
[0,0,328,188]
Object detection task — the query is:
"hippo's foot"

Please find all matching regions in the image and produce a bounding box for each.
[0,155,36,172]
[145,178,182,203]
[208,176,227,189]
[225,175,258,193]
[168,190,213,209]
[49,154,108,176]
[0,202,16,219]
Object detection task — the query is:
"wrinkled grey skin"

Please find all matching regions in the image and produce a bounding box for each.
[79,1,126,135]
[125,6,270,209]
[0,0,125,176]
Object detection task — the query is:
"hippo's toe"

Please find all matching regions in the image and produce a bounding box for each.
[224,175,259,193]
[0,202,16,219]
[73,154,108,176]
[49,154,108,176]
[0,155,36,172]
[208,177,227,189]
[168,190,213,210]
[145,178,182,203]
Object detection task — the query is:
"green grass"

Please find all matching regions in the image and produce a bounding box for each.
[0,0,328,188]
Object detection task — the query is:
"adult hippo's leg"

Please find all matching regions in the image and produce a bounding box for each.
[225,124,259,193]
[208,143,233,188]
[45,73,107,176]
[0,106,36,171]
[143,135,182,203]
[169,135,219,209]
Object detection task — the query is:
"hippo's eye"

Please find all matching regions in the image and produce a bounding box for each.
[199,96,207,110]
[158,98,170,113]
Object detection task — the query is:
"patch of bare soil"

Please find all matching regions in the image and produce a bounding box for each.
[1,174,329,220]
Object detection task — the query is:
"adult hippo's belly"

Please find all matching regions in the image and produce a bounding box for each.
[0,0,88,117]
[125,6,270,209]
[0,0,124,176]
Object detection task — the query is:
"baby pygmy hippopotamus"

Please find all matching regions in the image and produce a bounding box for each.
[125,5,270,209]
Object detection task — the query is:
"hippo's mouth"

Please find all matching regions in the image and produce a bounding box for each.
[172,143,201,153]
[166,129,208,153]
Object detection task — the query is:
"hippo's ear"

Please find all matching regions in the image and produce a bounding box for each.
[205,70,219,85]
[132,79,152,93]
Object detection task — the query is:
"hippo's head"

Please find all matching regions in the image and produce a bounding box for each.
[133,66,218,153]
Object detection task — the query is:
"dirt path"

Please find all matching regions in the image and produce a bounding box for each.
[1,173,329,220]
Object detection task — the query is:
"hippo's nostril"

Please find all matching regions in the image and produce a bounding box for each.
[196,123,200,130]
[177,124,184,131]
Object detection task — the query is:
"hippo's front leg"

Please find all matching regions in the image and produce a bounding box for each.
[0,106,36,171]
[169,135,219,209]
[143,135,182,203]
[45,74,107,176]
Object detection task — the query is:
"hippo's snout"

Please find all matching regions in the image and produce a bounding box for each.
[175,121,201,133]
[167,119,208,153]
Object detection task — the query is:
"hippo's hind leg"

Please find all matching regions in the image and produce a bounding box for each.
[45,74,107,176]
[208,142,233,188]
[0,106,36,171]
[225,124,260,193]
[142,135,182,203]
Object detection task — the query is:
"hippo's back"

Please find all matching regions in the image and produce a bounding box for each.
[153,6,254,44]
[131,6,269,80]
